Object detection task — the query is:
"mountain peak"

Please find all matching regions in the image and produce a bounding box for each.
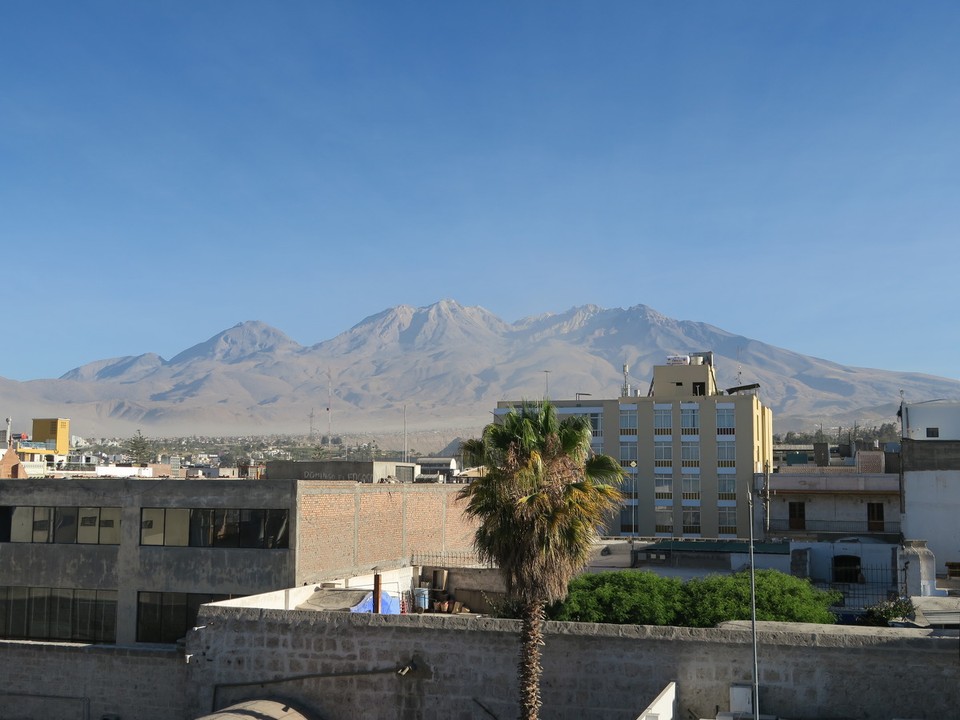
[169,321,300,365]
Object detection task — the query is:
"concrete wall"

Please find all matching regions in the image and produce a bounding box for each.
[186,609,960,720]
[902,469,960,574]
[0,640,185,720]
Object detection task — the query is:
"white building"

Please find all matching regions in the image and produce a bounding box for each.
[900,399,960,575]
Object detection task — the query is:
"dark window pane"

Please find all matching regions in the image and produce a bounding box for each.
[74,590,98,642]
[7,587,29,638]
[49,588,73,640]
[189,509,216,547]
[267,510,289,549]
[28,588,51,639]
[0,507,12,542]
[137,592,162,643]
[239,509,266,548]
[161,593,187,643]
[54,508,78,544]
[96,591,117,643]
[214,509,240,548]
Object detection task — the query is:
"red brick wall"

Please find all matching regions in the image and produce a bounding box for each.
[295,482,478,584]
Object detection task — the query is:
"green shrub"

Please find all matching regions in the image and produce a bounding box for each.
[549,569,840,627]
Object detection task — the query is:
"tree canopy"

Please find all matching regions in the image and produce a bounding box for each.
[458,400,623,720]
[549,569,841,627]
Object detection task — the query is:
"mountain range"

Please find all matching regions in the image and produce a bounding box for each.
[2,300,958,439]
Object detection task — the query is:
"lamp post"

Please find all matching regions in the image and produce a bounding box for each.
[747,488,760,720]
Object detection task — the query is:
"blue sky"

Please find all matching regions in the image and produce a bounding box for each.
[2,2,958,381]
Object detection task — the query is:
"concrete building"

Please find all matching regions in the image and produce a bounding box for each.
[497,352,774,539]
[0,476,476,645]
[900,399,960,575]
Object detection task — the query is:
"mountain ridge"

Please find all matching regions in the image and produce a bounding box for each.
[2,300,957,438]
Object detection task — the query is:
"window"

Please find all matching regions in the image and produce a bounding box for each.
[717,407,736,435]
[655,506,674,534]
[655,477,673,500]
[682,509,701,534]
[833,555,862,584]
[140,508,289,549]
[0,506,121,545]
[692,382,706,396]
[0,586,116,643]
[718,476,736,501]
[717,441,736,468]
[718,506,737,535]
[680,407,700,435]
[137,591,233,644]
[926,427,939,438]
[789,501,806,530]
[588,413,602,438]
[619,409,637,435]
[654,407,672,435]
[621,475,638,499]
[681,475,700,500]
[867,503,885,532]
[654,442,673,467]
[681,442,700,467]
[620,442,638,469]
[620,508,637,535]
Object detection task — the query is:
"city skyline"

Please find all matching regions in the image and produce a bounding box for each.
[2,2,958,381]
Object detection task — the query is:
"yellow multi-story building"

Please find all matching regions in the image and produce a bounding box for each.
[497,352,773,538]
[15,419,72,473]
[31,418,71,455]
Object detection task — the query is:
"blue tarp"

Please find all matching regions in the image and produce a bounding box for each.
[349,591,401,614]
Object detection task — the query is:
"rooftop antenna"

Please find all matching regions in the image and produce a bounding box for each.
[621,364,631,397]
[308,408,315,440]
[4,417,11,448]
[737,347,743,386]
[326,368,333,444]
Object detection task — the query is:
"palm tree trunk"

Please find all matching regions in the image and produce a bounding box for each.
[518,599,545,720]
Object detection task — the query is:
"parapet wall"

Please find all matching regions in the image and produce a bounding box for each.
[187,609,960,720]
[0,641,185,720]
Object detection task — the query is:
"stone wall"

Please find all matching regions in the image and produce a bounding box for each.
[186,609,960,720]
[0,640,185,720]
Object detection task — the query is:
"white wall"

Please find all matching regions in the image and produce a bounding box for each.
[902,401,960,441]
[902,469,960,573]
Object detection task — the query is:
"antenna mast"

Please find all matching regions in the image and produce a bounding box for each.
[326,368,333,444]
[621,364,631,397]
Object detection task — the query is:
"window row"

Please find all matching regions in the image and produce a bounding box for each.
[141,508,289,548]
[137,591,235,644]
[0,506,121,544]
[651,406,737,433]
[0,586,117,643]
[617,442,736,469]
[651,476,737,500]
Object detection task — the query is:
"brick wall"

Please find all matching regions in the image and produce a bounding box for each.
[295,483,478,584]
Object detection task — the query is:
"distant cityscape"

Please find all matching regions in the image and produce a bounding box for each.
[1,350,958,718]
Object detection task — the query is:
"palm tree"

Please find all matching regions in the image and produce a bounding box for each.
[459,400,623,720]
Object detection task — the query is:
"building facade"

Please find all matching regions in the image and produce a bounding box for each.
[900,399,960,574]
[0,475,476,646]
[497,352,773,538]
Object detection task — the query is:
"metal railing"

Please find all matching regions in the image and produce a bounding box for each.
[410,551,493,569]
[768,518,901,535]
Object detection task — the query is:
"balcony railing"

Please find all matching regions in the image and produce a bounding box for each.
[768,518,901,535]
